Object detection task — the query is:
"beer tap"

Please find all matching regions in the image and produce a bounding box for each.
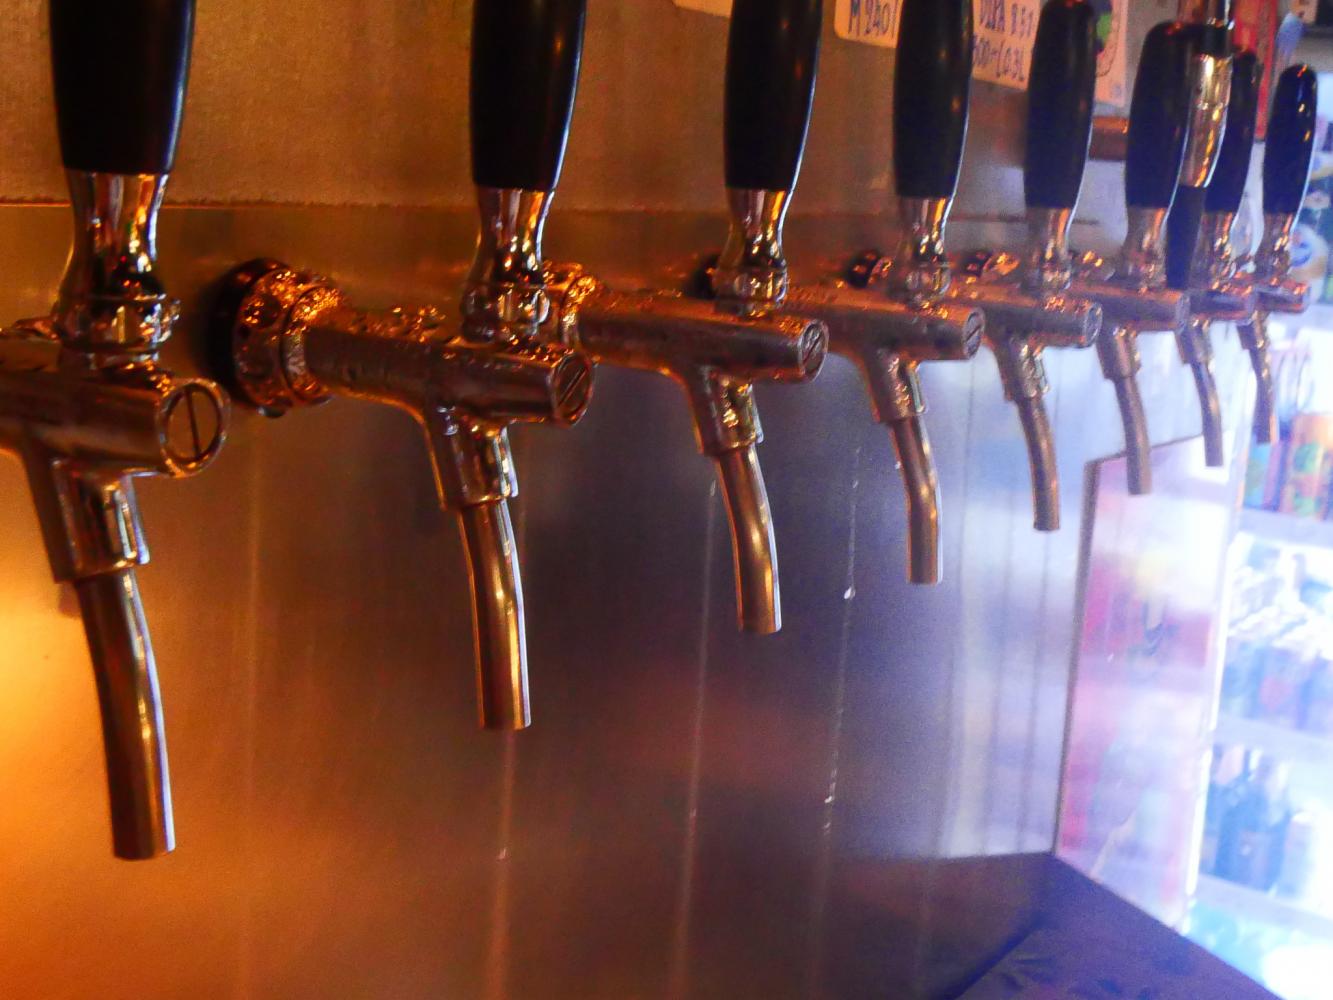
[855,0,1103,533]
[0,0,229,859]
[1237,65,1318,444]
[212,0,596,730]
[1072,22,1195,494]
[707,0,982,586]
[1166,2,1252,467]
[537,5,830,635]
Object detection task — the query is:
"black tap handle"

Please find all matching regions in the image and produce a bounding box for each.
[1265,65,1318,217]
[471,0,588,192]
[1125,21,1195,210]
[1024,0,1098,210]
[50,0,194,175]
[1204,48,1260,215]
[893,0,972,200]
[724,0,822,192]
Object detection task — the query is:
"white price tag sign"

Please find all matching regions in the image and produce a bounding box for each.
[673,0,731,16]
[972,0,1040,90]
[833,0,901,48]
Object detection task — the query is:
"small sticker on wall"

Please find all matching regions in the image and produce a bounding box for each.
[1094,0,1130,107]
[673,0,731,16]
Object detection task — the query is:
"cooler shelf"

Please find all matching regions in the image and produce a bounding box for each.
[1195,873,1333,940]
[1238,509,1333,553]
[1214,712,1333,769]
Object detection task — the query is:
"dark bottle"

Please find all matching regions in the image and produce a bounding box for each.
[1214,755,1293,890]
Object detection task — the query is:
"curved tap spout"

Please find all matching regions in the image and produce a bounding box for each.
[889,416,940,586]
[1239,315,1278,444]
[991,336,1061,531]
[716,445,780,635]
[459,502,528,731]
[1176,317,1225,466]
[77,569,173,860]
[1096,327,1152,495]
[1016,394,1061,532]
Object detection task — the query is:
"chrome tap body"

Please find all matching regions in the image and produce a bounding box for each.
[216,0,598,730]
[947,239,1101,533]
[220,247,592,732]
[1070,256,1190,495]
[1234,66,1319,444]
[2,0,229,861]
[1241,212,1312,443]
[545,252,827,634]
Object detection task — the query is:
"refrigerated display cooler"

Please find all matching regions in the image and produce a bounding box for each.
[1060,322,1333,1000]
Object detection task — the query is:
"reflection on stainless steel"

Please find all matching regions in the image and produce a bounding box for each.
[218,260,591,730]
[0,169,228,860]
[546,265,826,633]
[1179,53,1232,189]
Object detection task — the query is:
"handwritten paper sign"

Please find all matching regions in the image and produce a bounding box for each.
[833,0,901,47]
[832,0,1038,90]
[673,0,731,16]
[684,0,1129,102]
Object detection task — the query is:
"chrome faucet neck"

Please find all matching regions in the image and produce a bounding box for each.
[1023,206,1074,297]
[884,197,953,306]
[55,171,177,364]
[1194,210,1239,288]
[462,186,554,346]
[712,187,791,317]
[1255,212,1298,284]
[1117,206,1171,289]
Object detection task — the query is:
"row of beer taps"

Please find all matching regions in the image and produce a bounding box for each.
[1,0,1319,860]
